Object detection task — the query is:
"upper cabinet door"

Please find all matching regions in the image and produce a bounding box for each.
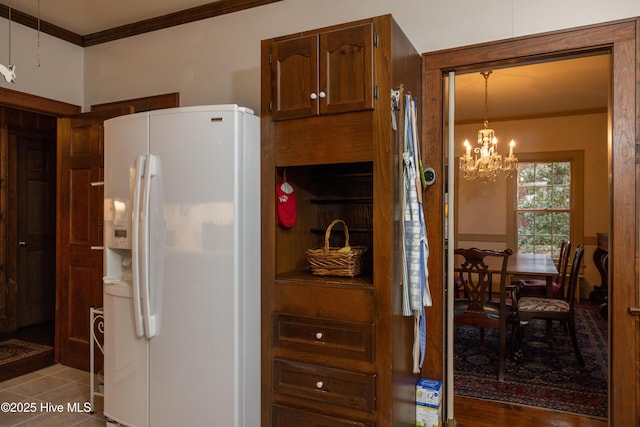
[269,22,374,121]
[271,35,319,120]
[320,23,374,115]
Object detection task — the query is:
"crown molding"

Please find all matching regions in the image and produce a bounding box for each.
[0,0,282,47]
[0,4,82,45]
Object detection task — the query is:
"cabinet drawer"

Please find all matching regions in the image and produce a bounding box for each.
[273,358,375,412]
[274,281,374,322]
[272,404,375,427]
[274,313,374,361]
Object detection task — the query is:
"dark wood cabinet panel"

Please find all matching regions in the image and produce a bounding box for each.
[320,23,373,115]
[270,35,318,120]
[273,358,376,412]
[272,404,375,427]
[274,312,375,361]
[269,23,373,121]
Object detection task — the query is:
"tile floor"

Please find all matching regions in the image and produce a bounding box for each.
[0,364,105,426]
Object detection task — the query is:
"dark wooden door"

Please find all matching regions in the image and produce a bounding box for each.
[56,108,131,370]
[320,22,374,115]
[270,34,318,120]
[16,136,57,328]
[55,94,179,371]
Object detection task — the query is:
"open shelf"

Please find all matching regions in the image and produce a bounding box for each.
[275,269,373,288]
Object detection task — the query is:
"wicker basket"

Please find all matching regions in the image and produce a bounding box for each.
[305,219,367,277]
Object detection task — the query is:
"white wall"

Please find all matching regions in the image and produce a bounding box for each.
[0,19,83,106]
[81,0,640,111]
[0,0,638,110]
[455,113,609,293]
[456,113,609,236]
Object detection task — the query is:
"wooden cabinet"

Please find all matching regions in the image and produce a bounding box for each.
[272,404,375,427]
[269,22,374,120]
[261,15,422,426]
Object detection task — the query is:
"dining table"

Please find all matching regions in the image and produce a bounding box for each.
[455,252,559,297]
[502,253,559,296]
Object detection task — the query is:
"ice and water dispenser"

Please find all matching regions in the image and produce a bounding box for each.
[104,199,132,284]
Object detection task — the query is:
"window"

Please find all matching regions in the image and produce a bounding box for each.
[517,162,571,258]
[507,151,584,259]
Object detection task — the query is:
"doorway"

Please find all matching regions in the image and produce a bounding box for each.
[449,55,609,418]
[421,18,638,426]
[0,108,58,379]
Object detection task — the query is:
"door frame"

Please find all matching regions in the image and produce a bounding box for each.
[0,91,79,334]
[421,17,638,426]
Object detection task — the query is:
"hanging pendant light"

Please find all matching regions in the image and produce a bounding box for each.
[1,4,16,83]
[459,71,517,182]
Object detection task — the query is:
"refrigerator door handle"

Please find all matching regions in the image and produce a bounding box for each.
[140,154,158,339]
[131,155,146,338]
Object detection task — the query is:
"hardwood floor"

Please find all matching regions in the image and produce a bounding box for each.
[454,396,607,426]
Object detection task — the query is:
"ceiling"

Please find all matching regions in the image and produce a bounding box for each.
[2,1,611,120]
[452,54,611,123]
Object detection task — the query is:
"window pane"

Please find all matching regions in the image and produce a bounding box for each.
[552,185,571,209]
[517,212,534,236]
[533,185,552,209]
[532,212,550,235]
[552,162,571,185]
[536,163,553,185]
[518,186,536,209]
[553,212,570,235]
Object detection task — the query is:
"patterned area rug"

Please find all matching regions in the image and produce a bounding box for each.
[454,303,608,418]
[0,339,53,366]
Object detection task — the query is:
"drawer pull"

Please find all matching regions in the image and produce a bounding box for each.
[316,381,324,389]
[315,332,323,340]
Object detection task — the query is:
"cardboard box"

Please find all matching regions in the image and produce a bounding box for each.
[416,378,442,408]
[415,378,442,427]
[416,404,441,427]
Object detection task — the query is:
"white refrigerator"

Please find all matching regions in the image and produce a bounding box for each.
[102,105,260,427]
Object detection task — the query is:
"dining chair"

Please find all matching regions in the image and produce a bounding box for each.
[514,245,585,366]
[515,241,571,299]
[454,247,515,381]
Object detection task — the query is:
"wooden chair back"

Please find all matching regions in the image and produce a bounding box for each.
[515,245,586,366]
[454,247,513,381]
[565,245,585,308]
[556,240,572,295]
[454,247,511,312]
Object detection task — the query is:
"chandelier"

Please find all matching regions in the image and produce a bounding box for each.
[459,71,517,182]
